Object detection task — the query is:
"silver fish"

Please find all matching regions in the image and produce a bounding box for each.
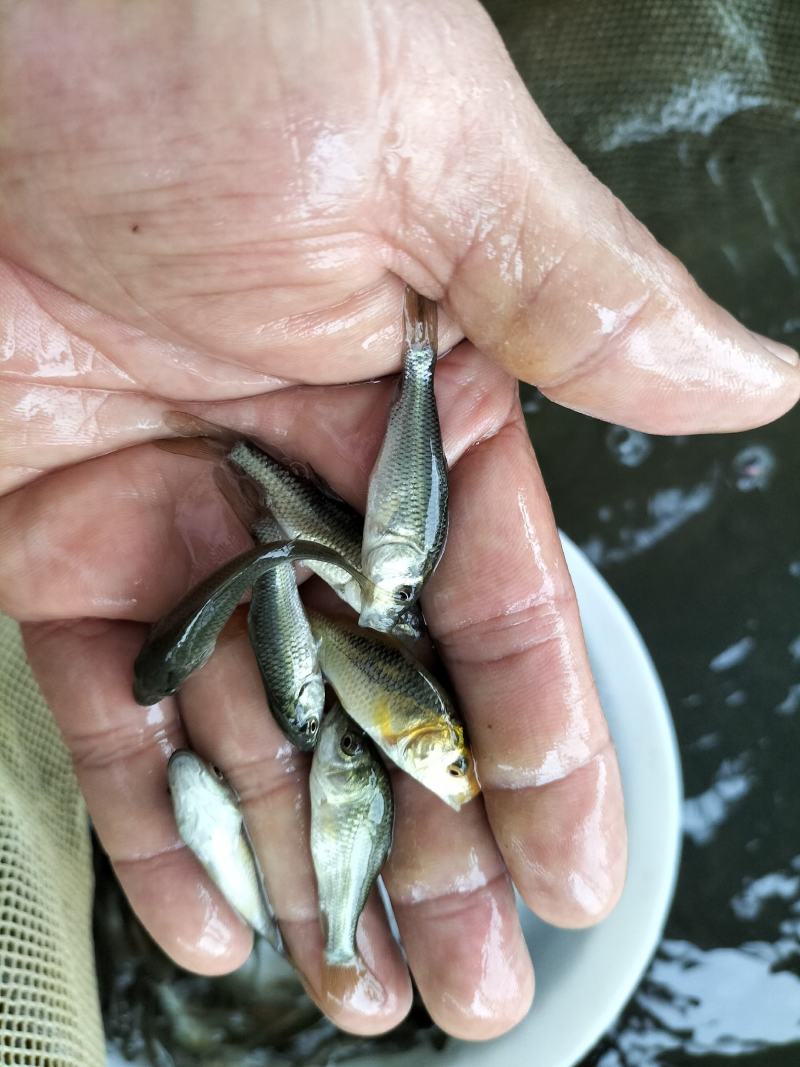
[308,612,479,811]
[359,288,448,633]
[133,538,369,706]
[248,514,325,750]
[160,412,425,639]
[309,704,393,966]
[227,439,368,619]
[167,750,282,953]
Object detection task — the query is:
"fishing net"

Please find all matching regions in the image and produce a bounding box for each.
[1,0,798,1063]
[0,615,104,1064]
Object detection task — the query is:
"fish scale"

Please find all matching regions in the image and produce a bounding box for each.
[168,750,283,954]
[228,441,365,613]
[310,705,393,966]
[132,539,370,706]
[359,289,448,633]
[248,515,325,750]
[307,611,479,811]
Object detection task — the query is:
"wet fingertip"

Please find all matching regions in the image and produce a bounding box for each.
[281,913,412,1036]
[311,956,411,1036]
[750,330,799,368]
[425,940,535,1042]
[169,917,254,976]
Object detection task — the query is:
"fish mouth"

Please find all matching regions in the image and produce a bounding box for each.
[132,679,161,706]
[133,673,179,706]
[357,606,397,634]
[358,592,408,635]
[167,748,193,771]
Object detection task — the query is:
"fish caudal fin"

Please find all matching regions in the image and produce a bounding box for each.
[164,409,241,444]
[154,436,228,462]
[154,410,238,462]
[320,959,360,1003]
[403,286,437,354]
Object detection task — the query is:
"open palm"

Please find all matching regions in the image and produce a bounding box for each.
[0,0,796,1041]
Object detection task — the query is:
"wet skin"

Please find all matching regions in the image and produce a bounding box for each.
[1,0,798,1042]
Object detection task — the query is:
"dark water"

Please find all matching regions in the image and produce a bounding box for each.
[486,1,800,1061]
[525,392,800,1065]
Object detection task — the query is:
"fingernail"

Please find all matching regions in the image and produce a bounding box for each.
[751,331,799,367]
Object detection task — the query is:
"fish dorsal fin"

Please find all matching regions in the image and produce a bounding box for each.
[297,461,351,507]
[213,463,265,531]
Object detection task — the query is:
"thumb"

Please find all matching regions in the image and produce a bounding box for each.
[388,0,799,433]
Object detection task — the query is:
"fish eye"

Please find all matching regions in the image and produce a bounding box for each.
[340,732,361,756]
[304,716,320,738]
[448,756,468,778]
[394,585,414,604]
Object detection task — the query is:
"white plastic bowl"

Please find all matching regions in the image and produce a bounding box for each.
[107,534,682,1067]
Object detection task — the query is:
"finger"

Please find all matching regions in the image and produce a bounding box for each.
[22,618,253,974]
[301,582,533,1040]
[423,402,627,928]
[0,342,513,621]
[177,607,412,1036]
[0,262,465,495]
[385,1,799,432]
[187,339,516,508]
[384,770,534,1040]
[0,443,252,622]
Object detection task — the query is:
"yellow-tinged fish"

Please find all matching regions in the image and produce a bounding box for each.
[310,704,393,966]
[307,612,479,810]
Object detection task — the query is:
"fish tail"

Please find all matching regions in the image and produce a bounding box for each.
[155,411,236,462]
[403,286,438,356]
[154,435,229,462]
[164,409,241,445]
[320,959,359,1004]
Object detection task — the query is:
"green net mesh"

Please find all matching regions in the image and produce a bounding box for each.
[1,0,799,1063]
[0,615,103,1064]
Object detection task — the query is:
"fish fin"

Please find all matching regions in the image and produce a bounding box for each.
[163,409,241,445]
[403,286,438,355]
[286,457,351,508]
[320,959,359,1004]
[154,436,228,462]
[213,464,266,531]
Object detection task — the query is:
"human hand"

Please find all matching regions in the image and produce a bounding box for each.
[0,0,797,1040]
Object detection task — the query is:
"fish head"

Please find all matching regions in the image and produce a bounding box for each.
[167,750,241,849]
[132,650,181,706]
[316,704,374,779]
[133,633,213,706]
[389,601,426,640]
[292,675,326,751]
[401,720,480,811]
[358,543,425,634]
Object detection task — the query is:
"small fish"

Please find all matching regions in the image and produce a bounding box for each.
[310,704,393,966]
[248,514,325,750]
[308,612,478,810]
[167,749,282,952]
[133,539,370,706]
[359,288,448,634]
[159,412,424,639]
